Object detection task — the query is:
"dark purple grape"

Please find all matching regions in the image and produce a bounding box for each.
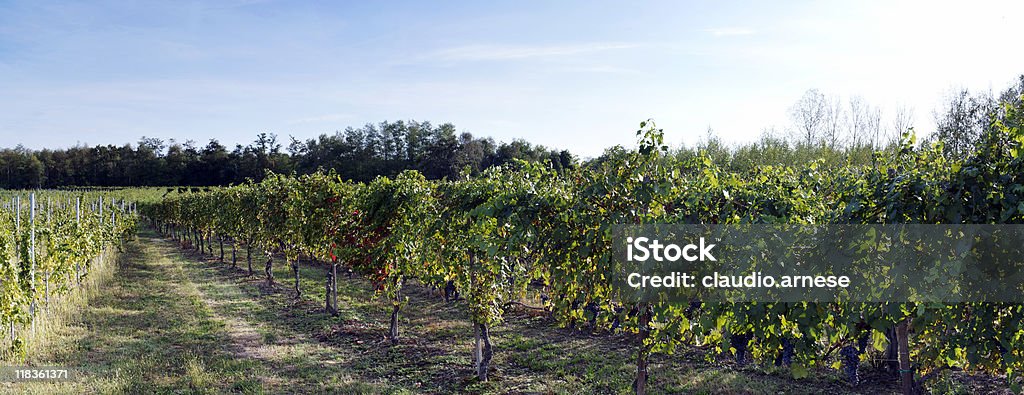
[840,345,860,386]
[775,337,794,367]
[731,333,751,365]
[584,301,600,329]
[857,331,869,354]
[443,280,459,302]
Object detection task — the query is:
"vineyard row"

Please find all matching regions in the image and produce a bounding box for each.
[140,119,1024,394]
[0,191,137,357]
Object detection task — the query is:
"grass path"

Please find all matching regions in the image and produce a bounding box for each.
[1,232,264,394]
[3,231,898,394]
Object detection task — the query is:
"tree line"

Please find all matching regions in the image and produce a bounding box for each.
[783,75,1023,159]
[0,121,576,189]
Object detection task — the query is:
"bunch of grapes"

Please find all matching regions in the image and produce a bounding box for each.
[840,345,861,386]
[857,330,869,354]
[583,302,601,330]
[774,337,794,367]
[730,333,752,365]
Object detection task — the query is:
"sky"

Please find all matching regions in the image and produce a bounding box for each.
[1,0,1022,158]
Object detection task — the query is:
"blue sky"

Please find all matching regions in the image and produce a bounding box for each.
[1,1,1022,157]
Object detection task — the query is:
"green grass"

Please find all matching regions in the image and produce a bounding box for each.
[1,234,264,394]
[3,229,958,394]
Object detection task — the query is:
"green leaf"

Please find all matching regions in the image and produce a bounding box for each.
[791,363,809,379]
[872,330,888,352]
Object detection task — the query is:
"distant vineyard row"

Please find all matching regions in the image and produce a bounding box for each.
[140,113,1024,394]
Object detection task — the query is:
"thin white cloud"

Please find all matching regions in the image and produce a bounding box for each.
[428,42,642,62]
[704,27,756,37]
